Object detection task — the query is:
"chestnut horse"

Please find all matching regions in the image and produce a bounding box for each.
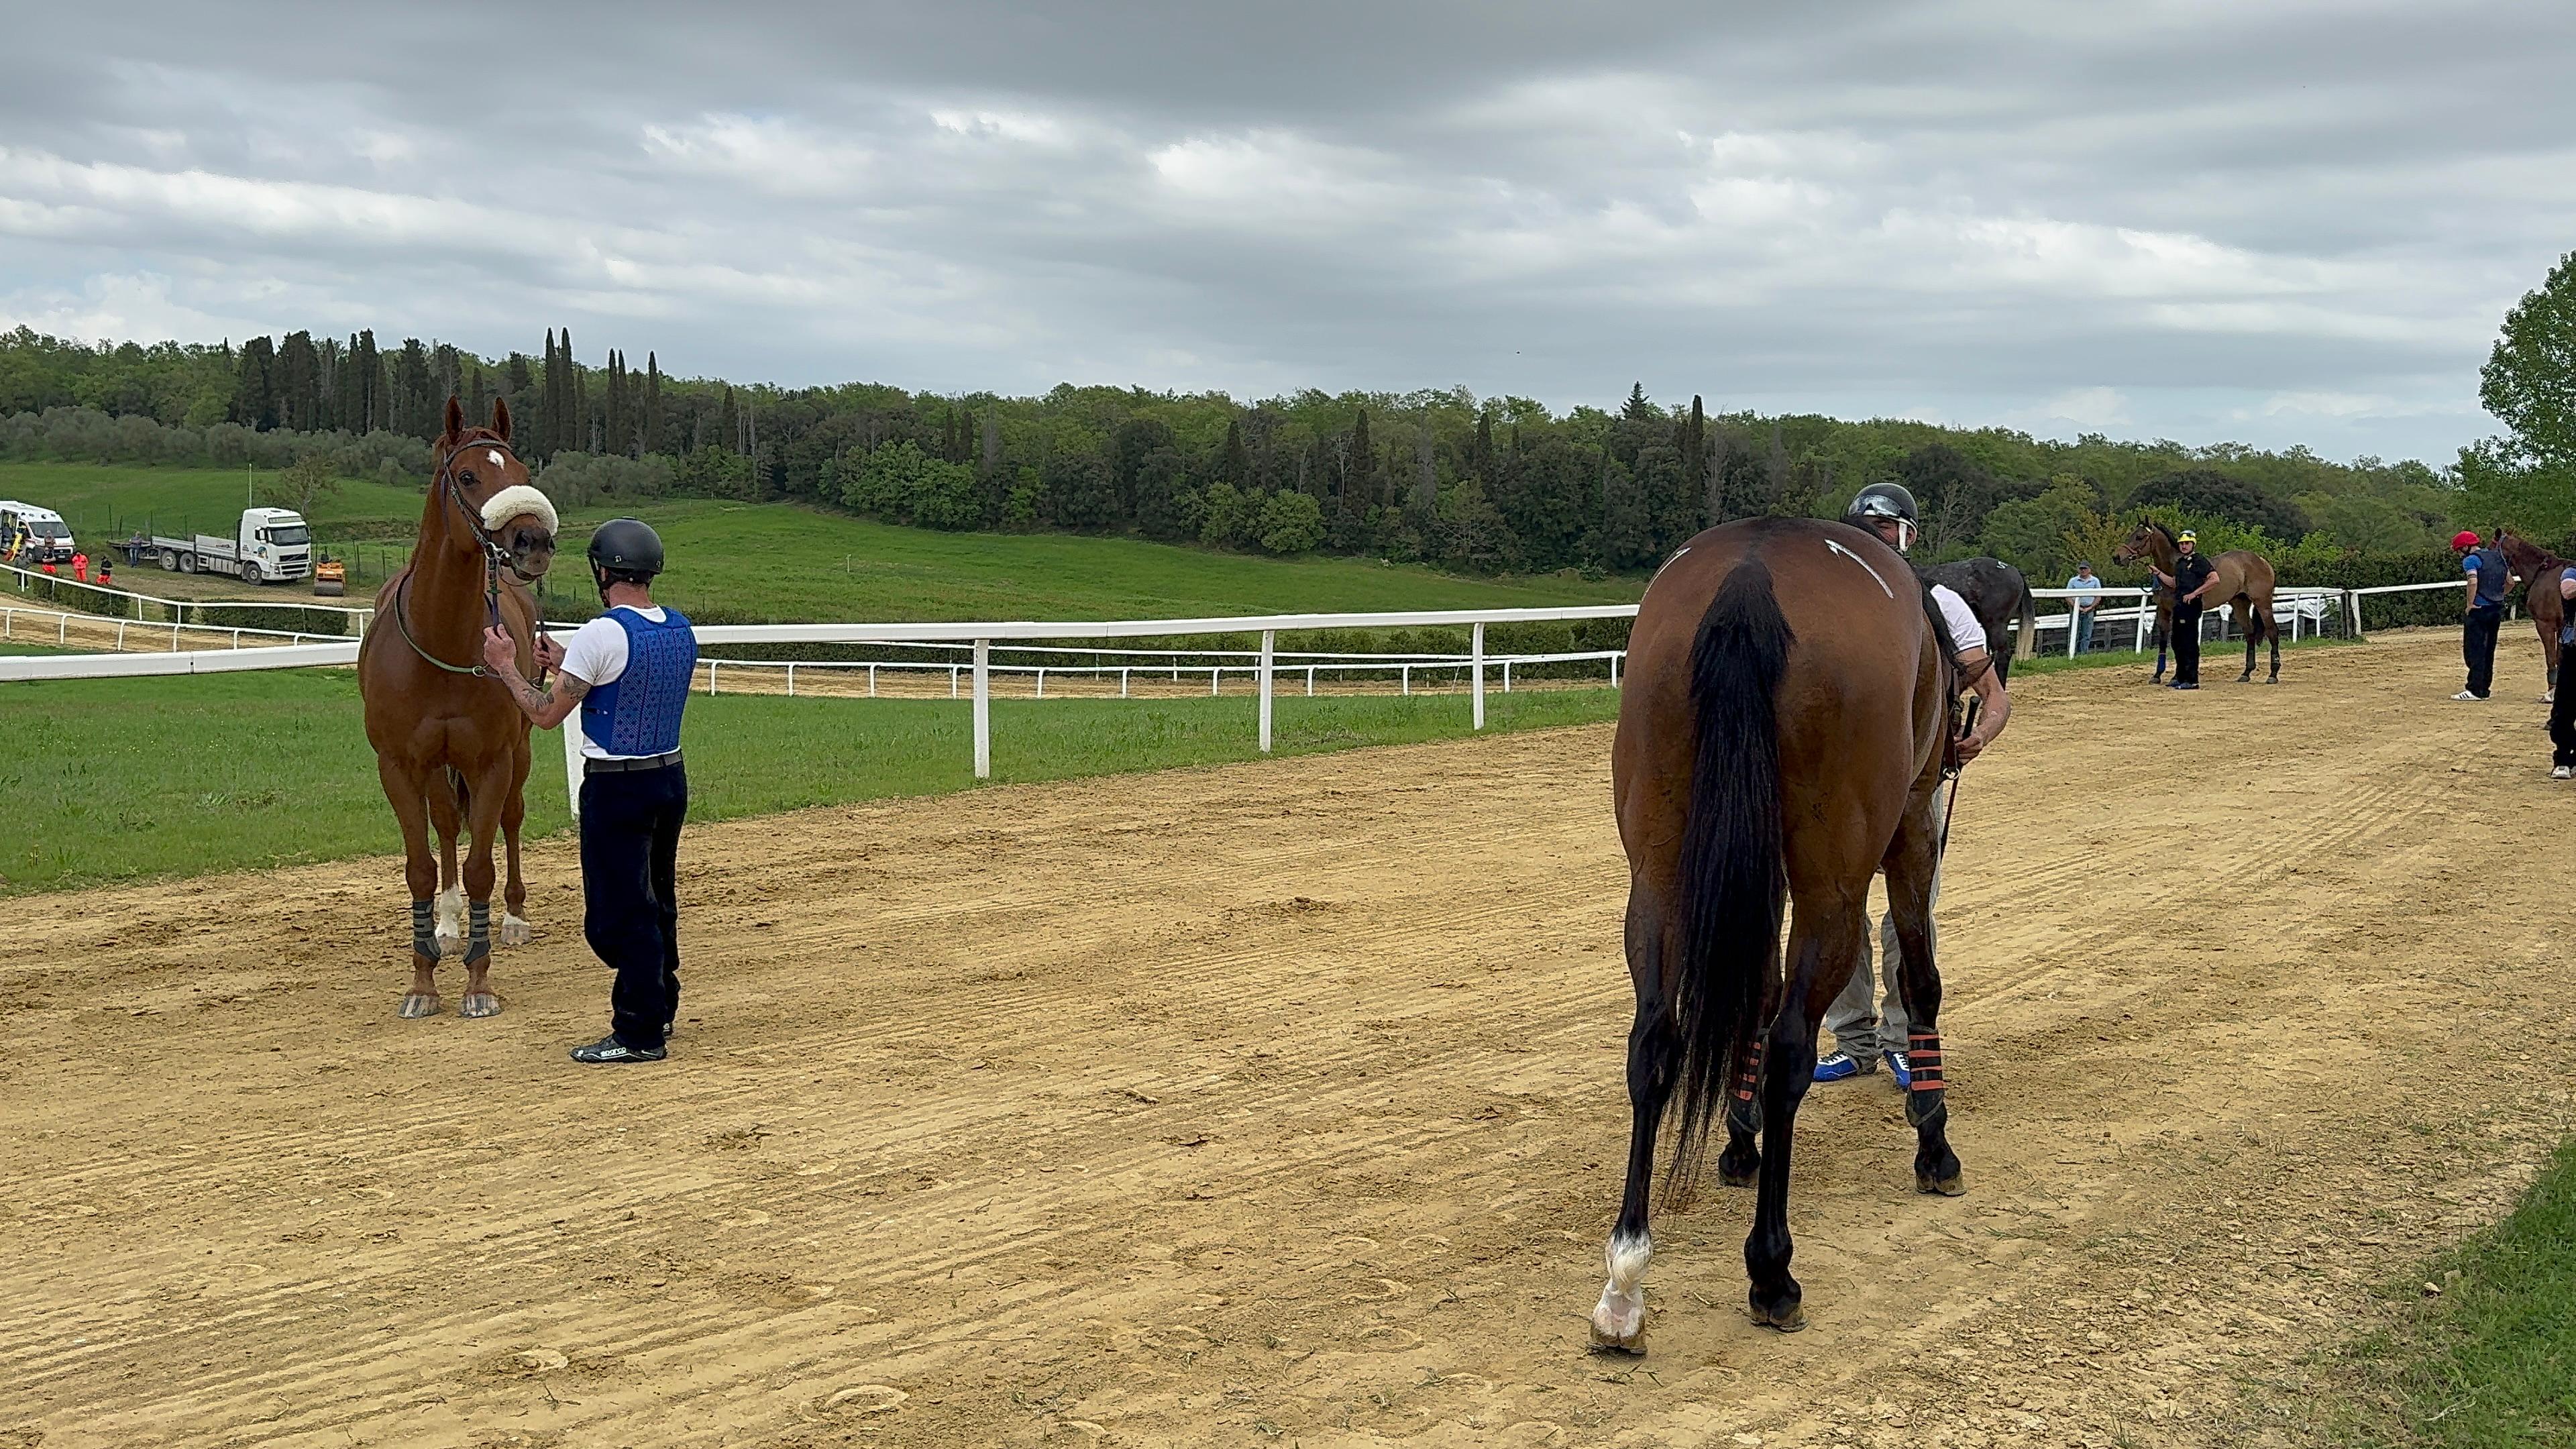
[2496,529,2567,698]
[1591,517,1961,1348]
[358,396,559,1018]
[2113,521,2282,684]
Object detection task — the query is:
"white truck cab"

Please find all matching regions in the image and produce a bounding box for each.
[0,501,74,564]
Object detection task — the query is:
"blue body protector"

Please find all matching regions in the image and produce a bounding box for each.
[580,607,697,757]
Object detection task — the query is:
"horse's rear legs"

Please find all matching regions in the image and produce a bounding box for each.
[1886,806,1963,1195]
[1591,893,1676,1354]
[499,763,533,948]
[455,760,512,1019]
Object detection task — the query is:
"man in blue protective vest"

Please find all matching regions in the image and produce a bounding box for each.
[2453,529,2510,702]
[483,518,698,1063]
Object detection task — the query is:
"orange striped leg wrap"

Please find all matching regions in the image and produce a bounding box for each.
[1906,1032,1945,1091]
[1725,1040,1764,1134]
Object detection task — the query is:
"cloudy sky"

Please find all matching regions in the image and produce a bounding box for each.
[5,1,2569,463]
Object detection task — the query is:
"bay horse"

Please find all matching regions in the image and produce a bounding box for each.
[358,396,559,1018]
[1923,557,2038,680]
[2496,529,2567,698]
[1591,517,1960,1348]
[2112,521,2282,684]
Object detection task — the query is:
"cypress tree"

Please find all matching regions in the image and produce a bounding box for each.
[233,336,277,429]
[645,352,663,455]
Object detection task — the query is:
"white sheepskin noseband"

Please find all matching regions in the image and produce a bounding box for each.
[480,484,558,536]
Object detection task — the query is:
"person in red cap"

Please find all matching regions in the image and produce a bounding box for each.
[2455,529,2510,702]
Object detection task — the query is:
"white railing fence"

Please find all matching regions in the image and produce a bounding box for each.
[2026,586,2349,658]
[3,558,374,634]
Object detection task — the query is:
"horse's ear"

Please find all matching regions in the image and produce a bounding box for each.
[491,395,513,443]
[443,394,464,441]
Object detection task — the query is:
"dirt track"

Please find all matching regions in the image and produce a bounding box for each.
[6,631,2574,1448]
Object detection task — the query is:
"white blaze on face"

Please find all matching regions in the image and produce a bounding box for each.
[487,449,506,474]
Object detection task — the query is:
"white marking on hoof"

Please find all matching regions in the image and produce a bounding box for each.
[1589,1230,1652,1350]
[435,885,466,958]
[500,912,531,947]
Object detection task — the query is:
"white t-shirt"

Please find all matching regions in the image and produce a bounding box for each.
[1929,584,1988,656]
[559,606,672,761]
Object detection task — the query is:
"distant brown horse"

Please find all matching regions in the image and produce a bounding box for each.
[358,396,559,1018]
[1590,517,1961,1348]
[2496,529,2567,698]
[2113,521,2282,683]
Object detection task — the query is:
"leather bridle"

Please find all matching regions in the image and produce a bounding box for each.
[389,434,552,681]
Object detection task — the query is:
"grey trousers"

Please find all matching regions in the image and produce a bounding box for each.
[1826,788,1947,1063]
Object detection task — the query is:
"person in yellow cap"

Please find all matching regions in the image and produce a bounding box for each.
[2145,529,2218,689]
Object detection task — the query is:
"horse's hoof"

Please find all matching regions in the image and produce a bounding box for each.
[398,993,443,1019]
[500,914,531,947]
[1749,1296,1806,1333]
[458,992,502,1019]
[1587,1325,1647,1355]
[1719,1161,1760,1189]
[1917,1171,1968,1197]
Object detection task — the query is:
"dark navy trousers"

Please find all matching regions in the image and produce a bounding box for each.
[579,763,688,1049]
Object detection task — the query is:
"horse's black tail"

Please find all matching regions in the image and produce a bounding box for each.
[1666,559,1794,1190]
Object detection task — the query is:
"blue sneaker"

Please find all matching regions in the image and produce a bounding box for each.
[1815,1052,1869,1083]
[1882,1049,1913,1089]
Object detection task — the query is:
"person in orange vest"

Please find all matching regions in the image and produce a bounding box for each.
[39,559,58,576]
[71,551,88,583]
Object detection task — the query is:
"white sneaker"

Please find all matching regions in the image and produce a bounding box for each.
[2452,690,2485,702]
[2555,765,2572,780]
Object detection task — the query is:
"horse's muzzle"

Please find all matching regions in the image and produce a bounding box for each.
[506,530,557,583]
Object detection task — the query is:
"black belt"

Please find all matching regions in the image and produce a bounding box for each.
[584,749,683,775]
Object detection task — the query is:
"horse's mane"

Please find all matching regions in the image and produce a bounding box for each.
[2147,519,2178,545]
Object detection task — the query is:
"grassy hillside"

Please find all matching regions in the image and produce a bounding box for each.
[0,668,1617,896]
[1,463,1641,623]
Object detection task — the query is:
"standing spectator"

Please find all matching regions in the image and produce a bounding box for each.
[2453,530,2510,702]
[71,551,88,584]
[96,555,113,588]
[2149,531,2218,690]
[2065,561,2103,654]
[2551,570,2576,778]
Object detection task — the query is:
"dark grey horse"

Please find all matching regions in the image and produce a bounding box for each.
[1923,557,2039,681]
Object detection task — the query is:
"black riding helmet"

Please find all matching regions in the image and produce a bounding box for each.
[586,517,665,588]
[1844,482,1921,553]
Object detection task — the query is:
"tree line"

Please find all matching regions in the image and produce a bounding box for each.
[0,323,2496,592]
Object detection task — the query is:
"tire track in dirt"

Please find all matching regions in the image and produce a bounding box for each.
[5,632,2574,1448]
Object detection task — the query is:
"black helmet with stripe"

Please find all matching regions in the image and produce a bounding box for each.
[1844,482,1920,553]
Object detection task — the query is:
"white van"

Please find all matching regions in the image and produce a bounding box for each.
[0,502,74,565]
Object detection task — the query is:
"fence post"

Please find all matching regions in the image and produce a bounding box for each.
[869,663,878,698]
[1307,665,1316,696]
[950,665,959,698]
[1401,663,1411,696]
[1036,667,1045,700]
[2066,606,2078,658]
[2348,590,2365,640]
[563,708,584,819]
[2133,596,2147,653]
[1120,667,1129,698]
[1610,655,1620,688]
[787,663,796,697]
[1503,660,1513,693]
[708,661,718,696]
[1258,629,1275,753]
[1471,621,1486,731]
[1211,667,1220,697]
[972,639,991,780]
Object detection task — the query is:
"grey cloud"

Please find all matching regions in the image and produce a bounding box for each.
[6,0,2571,460]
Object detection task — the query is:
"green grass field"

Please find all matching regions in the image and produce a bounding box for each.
[1,462,1641,624]
[2323,1138,2576,1446]
[0,667,1618,896]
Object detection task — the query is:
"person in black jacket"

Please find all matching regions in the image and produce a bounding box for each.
[2151,531,2220,690]
[2453,529,2511,702]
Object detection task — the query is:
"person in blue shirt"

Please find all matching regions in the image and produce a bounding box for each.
[2453,530,2511,702]
[2065,562,2103,655]
[484,519,698,1063]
